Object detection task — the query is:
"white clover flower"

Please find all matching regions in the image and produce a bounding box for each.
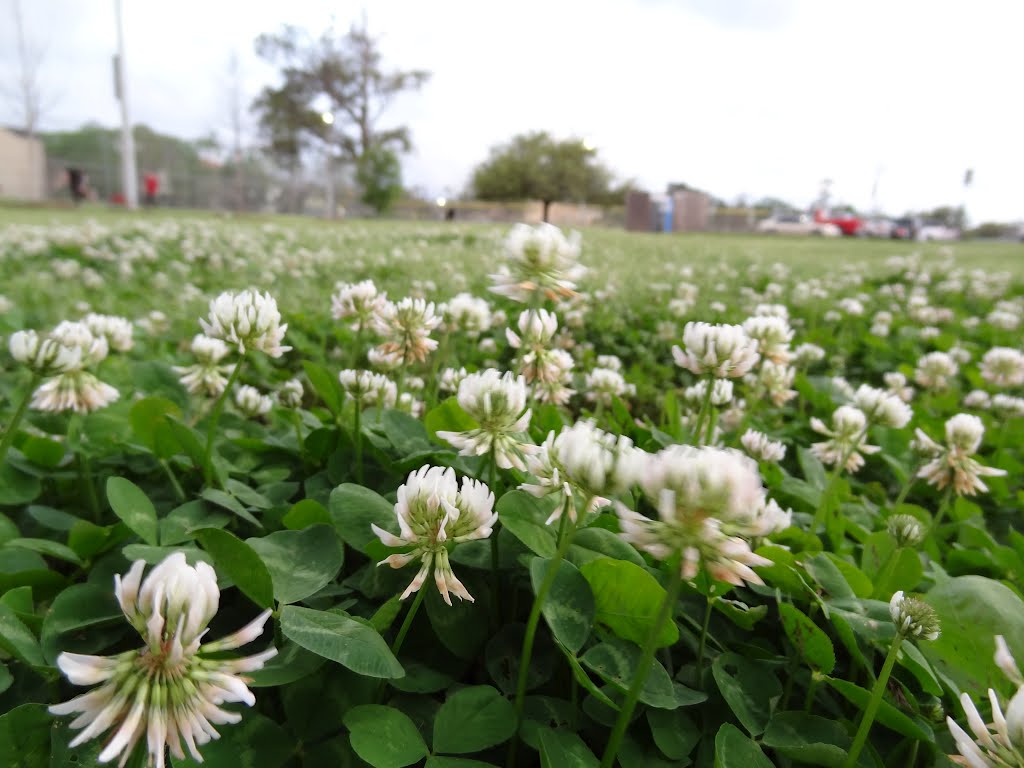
[31,371,119,414]
[756,361,798,407]
[683,379,734,407]
[234,385,272,418]
[993,394,1024,418]
[980,347,1024,388]
[521,420,646,524]
[853,384,913,429]
[8,329,82,375]
[793,343,825,367]
[886,514,925,547]
[584,367,634,407]
[331,279,387,330]
[439,367,468,394]
[914,351,958,391]
[489,222,585,303]
[443,293,492,337]
[49,553,276,768]
[987,308,1021,331]
[672,322,760,379]
[889,591,941,641]
[137,310,169,336]
[51,320,109,367]
[339,369,397,409]
[172,335,235,397]
[83,313,135,352]
[617,445,779,586]
[397,392,424,418]
[506,308,559,350]
[372,297,441,367]
[199,289,290,358]
[883,372,915,403]
[964,389,993,410]
[913,414,1006,496]
[595,354,623,372]
[372,465,496,605]
[742,315,793,364]
[436,369,538,471]
[838,297,865,316]
[810,405,879,473]
[741,429,786,462]
[276,378,304,409]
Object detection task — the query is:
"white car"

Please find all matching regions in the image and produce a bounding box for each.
[916,221,959,241]
[756,214,841,237]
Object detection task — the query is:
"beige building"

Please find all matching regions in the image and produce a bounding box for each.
[0,127,46,201]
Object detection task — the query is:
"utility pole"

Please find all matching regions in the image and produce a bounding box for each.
[113,0,138,208]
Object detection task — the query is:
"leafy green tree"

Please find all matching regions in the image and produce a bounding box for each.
[356,144,402,215]
[253,21,429,167]
[471,132,617,222]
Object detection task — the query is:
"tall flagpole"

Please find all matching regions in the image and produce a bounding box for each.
[114,0,138,208]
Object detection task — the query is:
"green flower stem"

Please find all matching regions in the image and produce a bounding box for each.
[353,320,365,369]
[426,330,450,409]
[843,632,904,768]
[694,374,716,445]
[391,580,428,657]
[803,670,823,712]
[509,505,575,767]
[929,487,954,540]
[600,563,684,768]
[202,356,245,487]
[697,595,714,671]
[0,373,40,465]
[80,450,101,523]
[160,459,186,502]
[353,401,364,484]
[486,449,501,629]
[891,466,920,509]
[703,404,718,446]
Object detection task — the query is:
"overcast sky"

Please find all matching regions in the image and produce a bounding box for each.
[3,0,1022,221]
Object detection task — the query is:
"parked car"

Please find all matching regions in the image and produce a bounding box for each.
[756,214,841,237]
[861,218,895,238]
[916,220,960,241]
[813,209,864,236]
[891,217,917,240]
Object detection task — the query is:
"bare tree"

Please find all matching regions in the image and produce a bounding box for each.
[226,52,245,210]
[5,0,49,198]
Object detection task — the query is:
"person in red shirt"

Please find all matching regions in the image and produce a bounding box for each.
[143,172,159,206]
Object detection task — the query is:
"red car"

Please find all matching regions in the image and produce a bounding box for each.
[813,209,864,237]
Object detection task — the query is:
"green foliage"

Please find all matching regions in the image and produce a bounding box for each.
[358,144,404,215]
[472,132,618,218]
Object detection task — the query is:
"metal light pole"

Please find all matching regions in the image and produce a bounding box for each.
[113,0,138,208]
[321,111,335,219]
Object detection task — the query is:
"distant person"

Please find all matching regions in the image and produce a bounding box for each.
[66,167,87,204]
[143,172,159,206]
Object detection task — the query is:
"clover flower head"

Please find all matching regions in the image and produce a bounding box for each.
[234,385,272,418]
[886,514,925,547]
[914,351,958,391]
[489,222,585,303]
[372,297,441,366]
[853,384,913,429]
[276,378,304,409]
[980,347,1024,388]
[584,367,635,407]
[83,313,135,352]
[809,405,879,474]
[741,429,786,462]
[51,320,109,367]
[889,591,941,641]
[31,371,119,414]
[684,379,734,407]
[672,322,760,378]
[617,445,778,586]
[371,465,496,605]
[49,553,276,768]
[521,420,646,523]
[914,413,1006,496]
[443,293,493,337]
[506,308,558,350]
[741,315,794,364]
[331,279,387,330]
[436,369,538,470]
[9,329,82,375]
[199,289,290,357]
[339,369,398,409]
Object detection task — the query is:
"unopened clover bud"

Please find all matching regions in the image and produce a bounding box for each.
[886,514,925,548]
[889,591,941,641]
